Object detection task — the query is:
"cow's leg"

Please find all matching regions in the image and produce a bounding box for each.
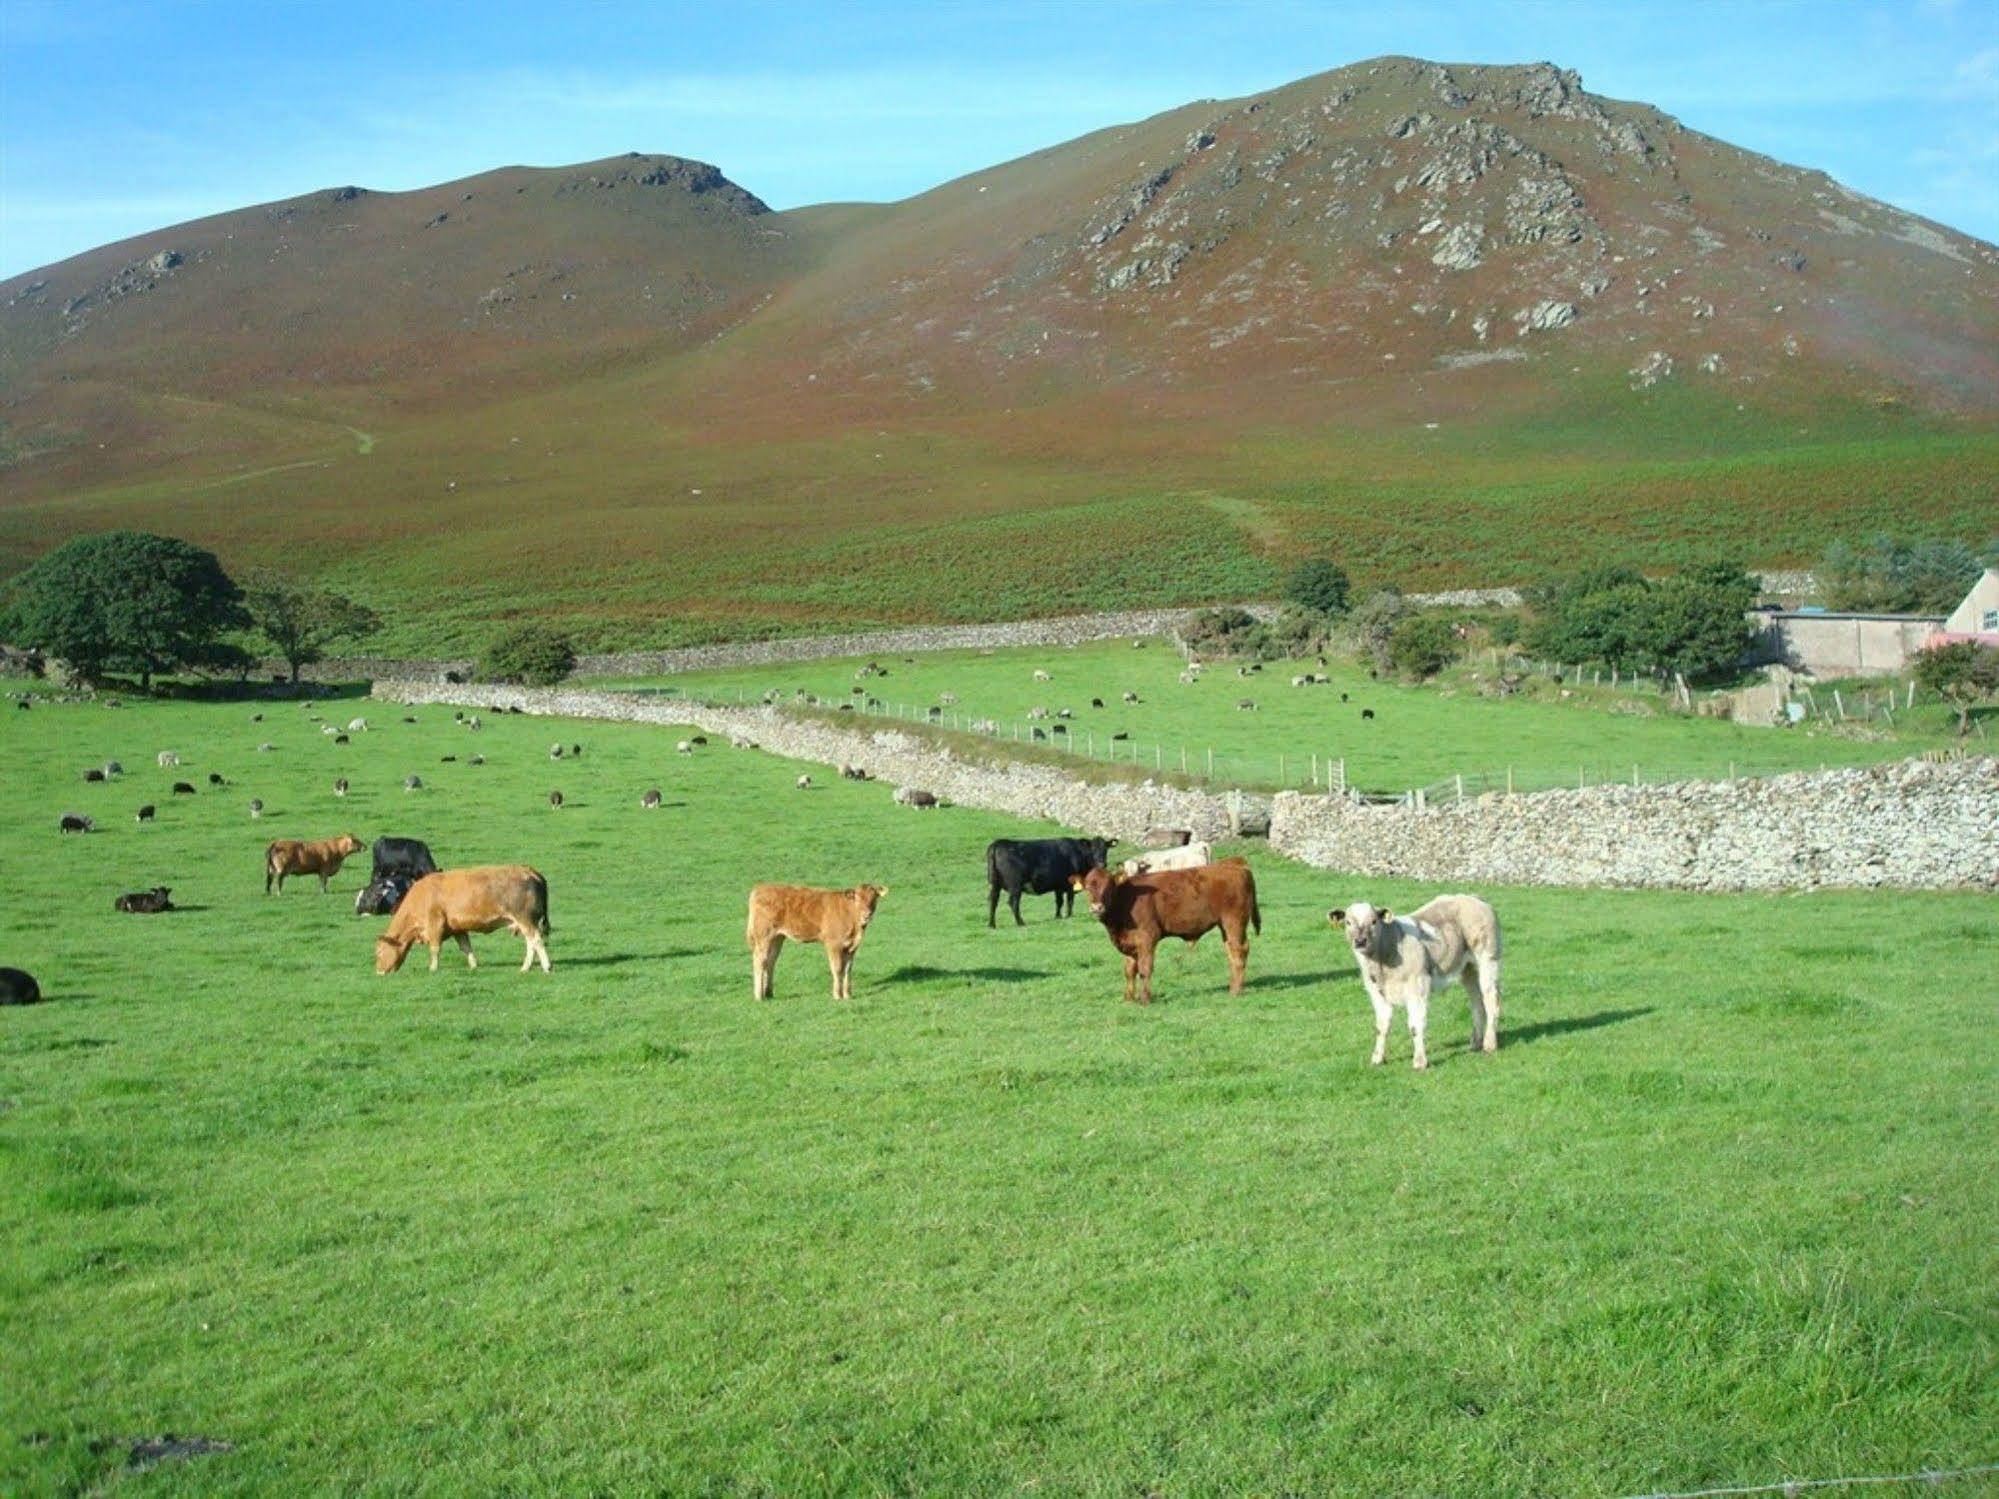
[754,934,783,1000]
[1136,944,1156,1005]
[1223,918,1249,996]
[318,872,330,894]
[535,931,552,973]
[1122,954,1138,1004]
[1010,886,1025,927]
[1368,983,1393,1066]
[1477,956,1500,1051]
[454,932,477,970]
[827,943,846,1000]
[1407,985,1431,1070]
[987,879,1001,929]
[1461,965,1487,1051]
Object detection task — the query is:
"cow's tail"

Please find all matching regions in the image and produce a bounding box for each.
[529,870,551,936]
[985,841,999,890]
[1250,875,1263,937]
[263,841,279,894]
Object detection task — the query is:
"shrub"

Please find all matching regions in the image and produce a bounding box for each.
[1342,588,1407,672]
[3,531,247,689]
[1181,607,1269,660]
[1387,613,1462,679]
[1914,640,1999,736]
[1820,535,1990,614]
[1524,561,1758,681]
[478,623,577,687]
[1284,558,1351,618]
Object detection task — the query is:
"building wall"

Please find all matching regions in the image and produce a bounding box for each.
[1761,613,1944,676]
[1943,570,1999,637]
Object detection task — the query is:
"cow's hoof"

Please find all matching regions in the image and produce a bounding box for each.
[1412,1058,1429,1071]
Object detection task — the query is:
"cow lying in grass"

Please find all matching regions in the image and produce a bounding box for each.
[747,883,886,1000]
[1330,896,1503,1069]
[1071,859,1260,1004]
[375,867,551,974]
[265,834,365,894]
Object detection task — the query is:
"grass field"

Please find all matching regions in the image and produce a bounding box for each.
[596,639,1967,795]
[1,693,1993,1495]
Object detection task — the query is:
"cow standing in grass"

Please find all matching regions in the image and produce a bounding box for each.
[375,867,551,974]
[265,834,365,894]
[747,884,886,1000]
[1072,859,1260,1004]
[1330,896,1503,1069]
[985,837,1115,927]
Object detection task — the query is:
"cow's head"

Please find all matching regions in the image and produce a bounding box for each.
[337,833,365,856]
[1085,837,1116,868]
[1330,902,1390,957]
[1071,865,1120,918]
[374,934,411,975]
[850,885,888,925]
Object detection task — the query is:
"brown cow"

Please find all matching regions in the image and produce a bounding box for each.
[746,883,887,1000]
[264,834,365,893]
[375,866,551,974]
[1071,858,1261,1004]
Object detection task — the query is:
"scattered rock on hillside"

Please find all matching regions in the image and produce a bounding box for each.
[1514,299,1577,332]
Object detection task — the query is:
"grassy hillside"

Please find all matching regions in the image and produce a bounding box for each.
[2,695,1992,1494]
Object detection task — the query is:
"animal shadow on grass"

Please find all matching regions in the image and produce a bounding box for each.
[1502,1007,1654,1047]
[882,963,1052,985]
[1242,971,1323,993]
[562,949,700,968]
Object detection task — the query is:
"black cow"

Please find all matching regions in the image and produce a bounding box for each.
[0,967,40,1005]
[986,837,1117,927]
[354,869,418,917]
[370,836,438,884]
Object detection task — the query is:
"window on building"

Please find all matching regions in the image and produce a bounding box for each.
[1982,608,1999,632]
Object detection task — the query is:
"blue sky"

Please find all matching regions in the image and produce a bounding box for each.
[2,0,1995,278]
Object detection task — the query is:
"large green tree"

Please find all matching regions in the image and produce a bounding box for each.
[245,575,381,682]
[1525,561,1757,680]
[1914,640,1999,737]
[5,531,247,689]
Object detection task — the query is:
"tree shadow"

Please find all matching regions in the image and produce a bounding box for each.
[882,963,1052,985]
[562,949,700,968]
[1503,1007,1654,1046]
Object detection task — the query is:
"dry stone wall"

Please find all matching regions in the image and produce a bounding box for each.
[374,680,1996,892]
[1271,758,1999,892]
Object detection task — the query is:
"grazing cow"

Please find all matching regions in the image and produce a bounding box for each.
[265,833,365,894]
[1119,840,1213,878]
[172,783,197,796]
[354,869,417,917]
[333,778,349,798]
[640,788,662,809]
[375,867,551,974]
[893,787,938,809]
[549,790,564,810]
[1142,827,1193,850]
[82,769,104,783]
[249,799,264,819]
[986,837,1115,927]
[370,836,439,886]
[114,887,173,914]
[0,968,41,1005]
[59,813,94,833]
[157,751,180,767]
[746,883,886,1000]
[1071,858,1261,1004]
[1330,897,1503,1069]
[404,776,423,792]
[136,804,156,823]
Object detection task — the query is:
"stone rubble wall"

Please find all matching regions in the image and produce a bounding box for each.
[372,680,1997,892]
[1270,757,1998,891]
[371,679,1264,844]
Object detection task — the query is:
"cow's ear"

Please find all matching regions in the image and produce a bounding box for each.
[876,886,889,898]
[1379,907,1391,920]
[1329,908,1344,924]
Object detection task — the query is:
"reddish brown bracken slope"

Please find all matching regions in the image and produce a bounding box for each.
[2,58,1995,648]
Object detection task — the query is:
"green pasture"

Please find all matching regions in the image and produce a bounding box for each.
[596,639,1964,795]
[0,693,1992,1495]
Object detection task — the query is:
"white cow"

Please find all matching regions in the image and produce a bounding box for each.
[1120,840,1213,877]
[1330,896,1503,1070]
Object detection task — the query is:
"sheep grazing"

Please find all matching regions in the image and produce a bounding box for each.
[404,775,423,792]
[0,968,41,1005]
[102,761,123,777]
[1091,698,1105,709]
[333,734,350,745]
[1237,700,1258,712]
[136,804,156,822]
[115,887,174,914]
[333,778,349,797]
[469,754,485,766]
[796,774,813,790]
[550,744,565,760]
[402,716,418,725]
[258,742,275,753]
[322,725,339,736]
[172,782,197,796]
[690,735,708,747]
[730,734,757,750]
[939,692,958,706]
[467,717,481,731]
[454,711,464,722]
[82,768,105,783]
[640,789,662,809]
[1033,669,1052,682]
[157,751,180,767]
[570,744,582,758]
[676,741,694,755]
[893,786,939,809]
[440,755,457,763]
[1122,691,1140,704]
[1361,708,1376,721]
[347,718,369,733]
[251,713,263,722]
[249,799,264,819]
[59,813,94,833]
[549,790,565,810]
[839,764,870,781]
[208,773,226,786]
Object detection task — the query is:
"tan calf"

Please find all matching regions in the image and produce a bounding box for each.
[375,866,551,974]
[1330,895,1503,1069]
[747,883,887,1000]
[265,834,365,894]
